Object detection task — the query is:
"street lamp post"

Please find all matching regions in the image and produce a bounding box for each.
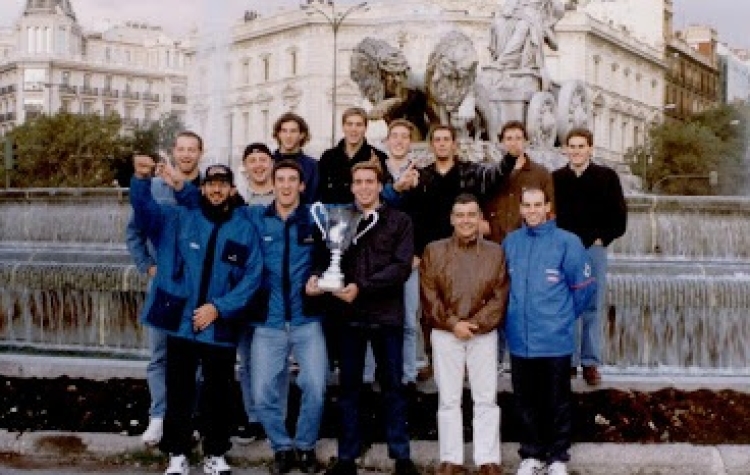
[302,1,368,147]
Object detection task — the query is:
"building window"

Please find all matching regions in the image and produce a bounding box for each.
[242,59,250,84]
[263,56,270,82]
[105,47,111,63]
[82,102,93,114]
[61,71,70,85]
[104,75,113,90]
[83,74,91,88]
[290,50,297,76]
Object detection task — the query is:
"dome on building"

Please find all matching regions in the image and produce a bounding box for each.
[23,0,77,21]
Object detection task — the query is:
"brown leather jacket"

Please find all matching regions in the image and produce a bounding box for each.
[419,235,509,335]
[482,156,554,243]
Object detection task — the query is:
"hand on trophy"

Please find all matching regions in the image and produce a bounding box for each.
[305,275,325,297]
[333,283,359,303]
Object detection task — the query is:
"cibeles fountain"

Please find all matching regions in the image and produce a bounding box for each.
[0,0,748,377]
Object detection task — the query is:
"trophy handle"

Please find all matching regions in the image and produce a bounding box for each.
[353,211,378,244]
[310,202,328,240]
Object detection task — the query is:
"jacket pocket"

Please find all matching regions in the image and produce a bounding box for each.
[145,287,186,332]
[221,239,250,267]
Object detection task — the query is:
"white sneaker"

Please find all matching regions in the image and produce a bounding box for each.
[164,454,189,475]
[203,454,232,475]
[546,462,568,475]
[516,458,546,475]
[142,417,164,446]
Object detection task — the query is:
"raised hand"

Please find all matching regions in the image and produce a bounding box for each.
[132,154,156,179]
[155,159,185,191]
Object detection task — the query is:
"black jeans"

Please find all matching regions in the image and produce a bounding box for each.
[510,354,572,464]
[337,323,410,461]
[159,336,236,457]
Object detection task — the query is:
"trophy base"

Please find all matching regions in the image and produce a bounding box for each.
[318,275,344,292]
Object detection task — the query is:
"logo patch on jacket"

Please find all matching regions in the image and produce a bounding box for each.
[584,263,592,278]
[222,239,250,267]
[545,269,560,283]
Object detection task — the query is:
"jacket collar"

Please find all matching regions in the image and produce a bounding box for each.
[523,219,557,236]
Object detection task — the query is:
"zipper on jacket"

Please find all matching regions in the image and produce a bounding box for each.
[523,235,535,358]
[283,219,292,321]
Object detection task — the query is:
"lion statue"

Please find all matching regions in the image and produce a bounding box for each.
[425,31,479,139]
[350,37,436,140]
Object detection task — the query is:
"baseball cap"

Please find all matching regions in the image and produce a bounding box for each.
[243,142,272,159]
[202,164,234,186]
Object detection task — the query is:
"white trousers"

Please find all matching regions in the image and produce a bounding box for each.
[431,328,500,466]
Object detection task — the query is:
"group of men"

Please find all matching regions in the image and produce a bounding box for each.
[126,108,627,475]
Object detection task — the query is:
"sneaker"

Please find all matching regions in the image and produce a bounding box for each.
[569,367,578,379]
[324,458,357,475]
[582,366,602,386]
[142,417,164,446]
[394,458,420,475]
[297,449,321,474]
[235,421,266,444]
[271,450,297,475]
[546,462,568,475]
[203,455,232,475]
[516,458,545,475]
[164,454,189,475]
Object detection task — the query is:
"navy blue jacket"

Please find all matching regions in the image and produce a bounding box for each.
[244,203,324,328]
[130,177,262,347]
[503,220,596,358]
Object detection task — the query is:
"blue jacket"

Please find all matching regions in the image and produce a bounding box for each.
[130,177,262,347]
[244,203,324,328]
[502,219,596,358]
[125,177,181,274]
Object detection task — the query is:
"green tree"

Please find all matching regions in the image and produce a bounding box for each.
[627,104,748,195]
[2,113,124,187]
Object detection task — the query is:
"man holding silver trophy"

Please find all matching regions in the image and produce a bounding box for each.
[306,160,418,475]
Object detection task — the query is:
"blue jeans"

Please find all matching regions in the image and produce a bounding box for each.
[338,324,410,461]
[147,327,167,418]
[237,326,259,424]
[251,322,327,452]
[364,268,419,384]
[573,245,608,367]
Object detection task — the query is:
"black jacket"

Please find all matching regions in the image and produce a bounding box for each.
[317,139,388,204]
[402,155,517,256]
[311,203,413,327]
[552,162,627,248]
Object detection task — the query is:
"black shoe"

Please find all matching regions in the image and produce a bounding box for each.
[271,450,296,475]
[324,458,357,475]
[297,449,321,474]
[394,458,420,475]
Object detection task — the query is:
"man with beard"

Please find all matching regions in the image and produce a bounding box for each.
[125,131,204,446]
[130,157,262,475]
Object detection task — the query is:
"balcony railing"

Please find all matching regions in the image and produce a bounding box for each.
[101,88,119,98]
[123,91,140,100]
[142,92,160,102]
[172,95,187,104]
[122,118,140,128]
[80,86,99,96]
[58,84,77,95]
[0,85,16,95]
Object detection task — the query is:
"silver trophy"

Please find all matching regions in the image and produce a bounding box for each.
[310,202,379,292]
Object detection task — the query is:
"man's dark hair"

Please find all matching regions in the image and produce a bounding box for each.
[499,120,528,141]
[428,124,457,142]
[351,159,384,184]
[521,186,551,204]
[273,112,310,147]
[272,159,304,181]
[565,127,594,146]
[174,130,204,151]
[453,193,480,207]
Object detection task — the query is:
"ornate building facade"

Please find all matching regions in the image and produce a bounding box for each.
[0,0,190,138]
[187,0,675,168]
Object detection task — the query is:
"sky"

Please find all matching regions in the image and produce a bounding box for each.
[0,0,748,49]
